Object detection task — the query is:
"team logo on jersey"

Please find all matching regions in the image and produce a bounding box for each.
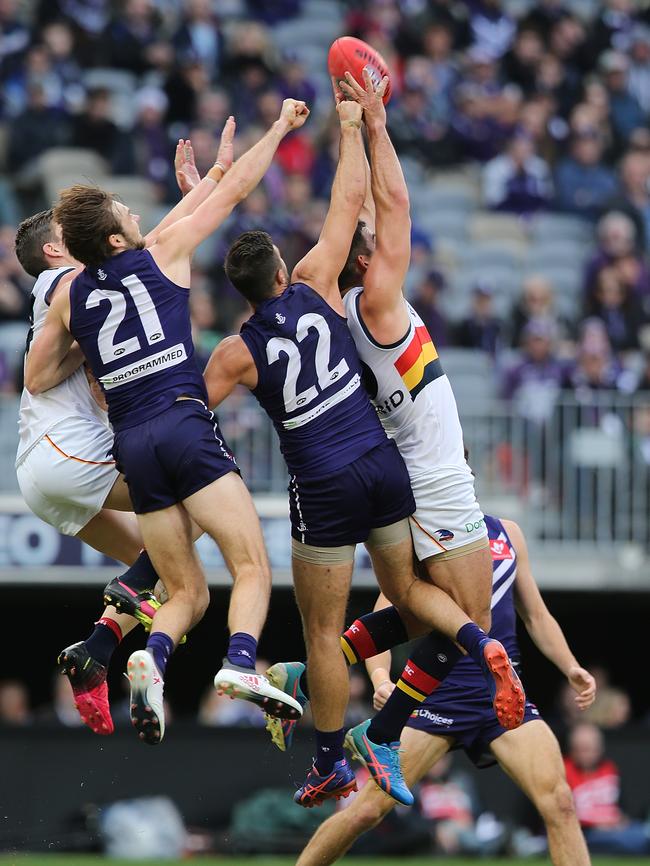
[433,528,455,542]
[97,269,107,281]
[394,324,443,400]
[275,312,286,324]
[489,538,514,560]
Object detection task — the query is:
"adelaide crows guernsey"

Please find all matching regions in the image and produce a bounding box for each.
[241,282,387,478]
[17,266,108,463]
[69,249,207,431]
[344,288,466,479]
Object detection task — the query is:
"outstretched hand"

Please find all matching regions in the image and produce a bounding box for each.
[340,67,388,126]
[568,665,597,710]
[216,115,236,173]
[175,139,201,195]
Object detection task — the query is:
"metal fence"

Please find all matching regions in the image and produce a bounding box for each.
[4,392,650,549]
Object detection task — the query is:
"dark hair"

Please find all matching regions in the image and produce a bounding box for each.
[53,184,122,267]
[338,220,372,291]
[225,230,280,305]
[14,209,56,277]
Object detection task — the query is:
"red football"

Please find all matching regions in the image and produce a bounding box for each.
[327,36,392,105]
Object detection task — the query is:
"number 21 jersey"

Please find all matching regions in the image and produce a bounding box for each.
[69,248,207,432]
[240,282,387,478]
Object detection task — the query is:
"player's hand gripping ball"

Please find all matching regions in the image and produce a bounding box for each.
[327,36,392,104]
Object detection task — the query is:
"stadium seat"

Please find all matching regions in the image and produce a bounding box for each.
[530,213,594,245]
[525,239,591,270]
[415,209,468,244]
[38,148,108,185]
[469,212,528,244]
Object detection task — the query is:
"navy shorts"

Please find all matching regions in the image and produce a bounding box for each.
[407,687,541,769]
[113,399,238,514]
[288,438,415,547]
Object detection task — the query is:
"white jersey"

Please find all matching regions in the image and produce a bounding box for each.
[16,267,109,464]
[344,287,466,479]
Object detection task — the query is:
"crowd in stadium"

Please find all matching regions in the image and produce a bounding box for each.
[1,0,650,418]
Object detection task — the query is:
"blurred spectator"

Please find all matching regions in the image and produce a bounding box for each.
[502,319,565,425]
[411,269,448,348]
[598,50,645,149]
[416,753,505,856]
[45,672,84,727]
[482,129,552,215]
[583,211,650,312]
[173,0,223,76]
[555,129,618,221]
[468,0,515,60]
[589,265,646,352]
[500,26,545,95]
[454,282,502,354]
[71,87,134,174]
[165,57,210,128]
[106,0,170,76]
[131,87,173,197]
[628,25,650,115]
[565,723,650,855]
[0,0,30,80]
[582,667,632,730]
[509,275,572,350]
[389,80,454,167]
[605,150,650,250]
[588,0,637,57]
[0,679,31,725]
[7,83,71,170]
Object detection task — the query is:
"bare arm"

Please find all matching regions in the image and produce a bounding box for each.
[24,281,77,394]
[291,99,366,303]
[204,334,258,408]
[341,70,410,335]
[365,592,397,711]
[152,100,309,269]
[144,118,236,247]
[508,519,596,711]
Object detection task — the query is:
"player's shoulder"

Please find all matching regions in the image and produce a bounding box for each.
[214,334,254,372]
[499,519,527,554]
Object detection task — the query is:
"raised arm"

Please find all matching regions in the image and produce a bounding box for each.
[204,334,258,408]
[144,117,236,247]
[341,69,410,333]
[24,279,79,394]
[152,100,309,270]
[508,519,596,712]
[291,98,366,303]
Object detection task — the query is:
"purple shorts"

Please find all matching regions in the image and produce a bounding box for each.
[113,399,238,514]
[288,438,415,547]
[407,685,541,768]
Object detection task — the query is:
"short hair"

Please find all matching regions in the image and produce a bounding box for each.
[53,184,122,267]
[14,209,56,278]
[338,220,372,291]
[224,230,280,305]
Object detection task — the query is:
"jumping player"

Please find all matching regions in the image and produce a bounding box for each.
[292,516,596,866]
[204,96,522,806]
[24,98,310,744]
[15,134,232,736]
[320,70,526,797]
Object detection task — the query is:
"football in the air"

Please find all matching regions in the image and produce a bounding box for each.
[327,36,392,104]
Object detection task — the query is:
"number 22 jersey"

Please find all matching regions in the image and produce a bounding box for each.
[69,249,208,432]
[240,282,387,478]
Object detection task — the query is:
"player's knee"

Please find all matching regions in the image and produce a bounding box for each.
[193,583,210,619]
[537,780,576,826]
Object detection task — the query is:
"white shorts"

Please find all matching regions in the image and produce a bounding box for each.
[408,465,487,561]
[16,416,119,536]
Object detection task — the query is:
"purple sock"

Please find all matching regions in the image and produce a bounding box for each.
[119,550,158,593]
[226,632,257,670]
[85,618,121,667]
[456,621,489,667]
[315,727,345,775]
[146,632,175,677]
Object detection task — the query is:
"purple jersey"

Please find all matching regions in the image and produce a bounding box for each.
[69,249,207,431]
[423,514,519,703]
[240,282,387,478]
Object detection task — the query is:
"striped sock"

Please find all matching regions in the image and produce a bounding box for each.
[367,633,462,745]
[340,606,409,665]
